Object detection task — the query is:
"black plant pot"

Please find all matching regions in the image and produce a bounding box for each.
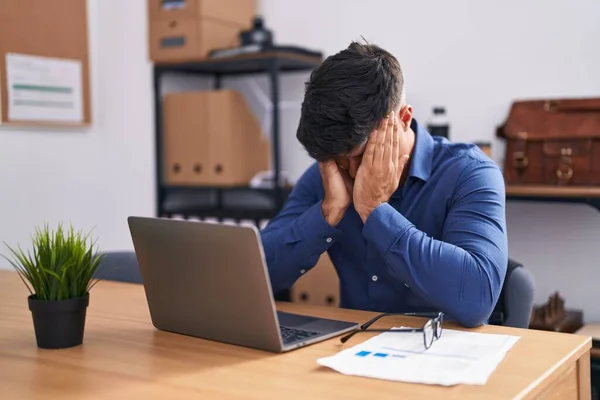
[28,293,90,349]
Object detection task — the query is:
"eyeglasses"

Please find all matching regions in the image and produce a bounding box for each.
[340,312,444,350]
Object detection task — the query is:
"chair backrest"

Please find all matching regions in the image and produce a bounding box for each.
[490,258,535,328]
[96,251,142,284]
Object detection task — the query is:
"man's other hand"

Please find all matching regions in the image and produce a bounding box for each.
[320,160,353,226]
[354,113,410,223]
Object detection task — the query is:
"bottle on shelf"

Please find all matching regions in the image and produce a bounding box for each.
[427,106,450,139]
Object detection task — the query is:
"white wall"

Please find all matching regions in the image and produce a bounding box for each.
[0,0,155,258]
[1,0,599,321]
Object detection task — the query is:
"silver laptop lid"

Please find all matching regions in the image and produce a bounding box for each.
[127,216,283,352]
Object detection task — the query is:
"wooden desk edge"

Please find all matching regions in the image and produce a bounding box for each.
[516,336,592,400]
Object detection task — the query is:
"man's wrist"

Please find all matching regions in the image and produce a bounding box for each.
[322,200,348,227]
[356,202,380,223]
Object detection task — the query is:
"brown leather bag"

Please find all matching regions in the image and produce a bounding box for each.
[497,98,600,186]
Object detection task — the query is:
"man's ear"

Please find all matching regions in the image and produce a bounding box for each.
[398,105,413,131]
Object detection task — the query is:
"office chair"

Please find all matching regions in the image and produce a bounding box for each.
[490,258,535,328]
[95,251,142,284]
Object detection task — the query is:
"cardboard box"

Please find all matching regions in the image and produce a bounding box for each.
[290,253,340,307]
[148,0,257,26]
[148,0,198,21]
[163,90,270,186]
[163,89,209,185]
[147,0,257,62]
[206,90,270,185]
[149,18,242,62]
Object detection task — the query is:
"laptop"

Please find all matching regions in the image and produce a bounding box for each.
[127,216,359,353]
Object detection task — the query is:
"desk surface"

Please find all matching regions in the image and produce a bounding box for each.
[0,270,592,399]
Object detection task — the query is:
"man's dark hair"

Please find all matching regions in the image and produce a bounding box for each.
[296,41,404,161]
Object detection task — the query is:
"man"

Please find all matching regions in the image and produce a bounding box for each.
[260,41,507,328]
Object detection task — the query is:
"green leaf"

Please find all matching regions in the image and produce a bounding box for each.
[1,223,104,301]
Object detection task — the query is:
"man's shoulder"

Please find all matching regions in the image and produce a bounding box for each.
[432,138,505,196]
[294,162,324,195]
[434,137,501,174]
[434,137,494,164]
[298,161,322,183]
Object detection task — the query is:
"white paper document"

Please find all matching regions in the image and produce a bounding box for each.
[317,327,520,386]
[6,53,83,123]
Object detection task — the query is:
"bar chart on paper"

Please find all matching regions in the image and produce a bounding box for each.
[5,53,83,123]
[355,350,405,359]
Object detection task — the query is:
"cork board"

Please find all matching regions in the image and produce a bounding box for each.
[0,0,91,126]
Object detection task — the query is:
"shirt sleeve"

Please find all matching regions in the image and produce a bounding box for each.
[260,163,342,293]
[362,160,508,327]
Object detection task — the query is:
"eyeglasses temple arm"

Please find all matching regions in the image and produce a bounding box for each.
[360,313,387,330]
[361,312,443,330]
[340,328,423,344]
[389,328,422,333]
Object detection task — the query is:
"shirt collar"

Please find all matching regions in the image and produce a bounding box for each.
[407,118,434,182]
[390,119,434,198]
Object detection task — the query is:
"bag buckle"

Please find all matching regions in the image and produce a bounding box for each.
[544,100,558,112]
[512,132,529,171]
[513,151,529,168]
[556,147,573,184]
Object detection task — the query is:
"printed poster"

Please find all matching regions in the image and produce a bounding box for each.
[6,53,83,123]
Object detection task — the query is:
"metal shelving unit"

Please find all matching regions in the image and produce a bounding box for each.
[152,52,323,223]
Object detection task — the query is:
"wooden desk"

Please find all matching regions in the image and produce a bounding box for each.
[0,270,592,399]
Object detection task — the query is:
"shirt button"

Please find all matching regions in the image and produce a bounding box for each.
[326,237,332,243]
[300,269,306,274]
[372,275,378,282]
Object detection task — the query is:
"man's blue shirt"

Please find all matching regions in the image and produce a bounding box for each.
[260,120,508,327]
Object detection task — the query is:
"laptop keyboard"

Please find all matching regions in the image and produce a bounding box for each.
[280,325,320,344]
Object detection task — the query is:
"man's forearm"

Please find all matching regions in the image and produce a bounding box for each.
[260,201,342,293]
[321,199,348,227]
[362,204,507,328]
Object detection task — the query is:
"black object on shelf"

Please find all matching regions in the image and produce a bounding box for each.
[426,106,450,139]
[240,16,273,47]
[209,16,322,61]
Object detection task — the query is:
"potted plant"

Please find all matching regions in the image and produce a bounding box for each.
[2,223,104,349]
